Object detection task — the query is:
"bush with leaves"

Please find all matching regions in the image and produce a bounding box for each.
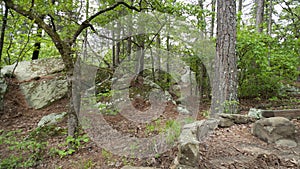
[237,28,299,98]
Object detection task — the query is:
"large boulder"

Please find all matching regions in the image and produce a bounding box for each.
[20,76,68,109]
[1,58,65,81]
[2,58,68,109]
[251,117,297,146]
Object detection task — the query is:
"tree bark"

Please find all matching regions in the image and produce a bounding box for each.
[256,0,265,33]
[0,4,8,62]
[238,0,243,13]
[211,0,238,115]
[267,0,272,65]
[210,0,216,38]
[32,25,42,60]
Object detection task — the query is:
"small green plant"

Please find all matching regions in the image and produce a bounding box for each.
[72,158,95,169]
[202,110,210,117]
[223,100,239,114]
[101,149,113,159]
[51,134,90,158]
[0,129,48,168]
[27,125,67,141]
[268,96,279,101]
[145,124,156,134]
[164,120,181,145]
[97,102,119,115]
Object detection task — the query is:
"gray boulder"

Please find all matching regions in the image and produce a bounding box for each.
[177,119,218,168]
[20,76,68,109]
[38,112,67,127]
[2,58,67,109]
[251,117,296,144]
[1,58,65,81]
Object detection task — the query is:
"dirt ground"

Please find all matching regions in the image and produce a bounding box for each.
[1,78,300,169]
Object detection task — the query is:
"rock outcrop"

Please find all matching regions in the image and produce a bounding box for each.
[2,58,67,109]
[251,117,297,147]
[218,113,257,128]
[175,119,219,169]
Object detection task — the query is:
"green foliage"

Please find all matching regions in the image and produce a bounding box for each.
[164,120,181,144]
[237,28,299,98]
[223,100,239,114]
[51,134,90,158]
[0,129,47,168]
[27,125,67,141]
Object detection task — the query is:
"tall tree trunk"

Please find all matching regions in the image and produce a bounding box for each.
[198,0,206,33]
[0,4,8,62]
[127,0,133,61]
[210,0,216,38]
[156,34,161,81]
[238,0,243,13]
[267,0,272,65]
[166,36,170,83]
[112,30,116,69]
[211,0,238,115]
[256,0,265,33]
[32,25,42,60]
[115,21,121,66]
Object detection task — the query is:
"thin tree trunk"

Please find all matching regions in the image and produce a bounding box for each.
[267,0,272,65]
[32,25,42,60]
[112,30,116,69]
[0,4,8,62]
[210,0,216,38]
[238,0,243,13]
[127,0,133,61]
[256,0,265,33]
[166,36,170,83]
[211,0,238,115]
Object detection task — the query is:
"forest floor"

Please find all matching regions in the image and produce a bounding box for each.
[1,79,300,169]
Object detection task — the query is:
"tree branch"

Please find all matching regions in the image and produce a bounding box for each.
[71,1,141,45]
[4,0,67,60]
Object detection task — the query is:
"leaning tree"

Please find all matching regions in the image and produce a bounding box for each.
[3,0,141,139]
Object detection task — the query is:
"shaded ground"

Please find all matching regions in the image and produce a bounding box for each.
[0,79,300,168]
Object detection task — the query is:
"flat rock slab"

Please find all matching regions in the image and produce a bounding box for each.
[218,113,257,128]
[1,58,65,81]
